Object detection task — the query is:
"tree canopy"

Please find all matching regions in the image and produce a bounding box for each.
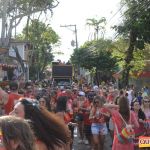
[18,19,59,80]
[113,0,150,87]
[0,0,59,47]
[71,39,117,84]
[86,17,106,40]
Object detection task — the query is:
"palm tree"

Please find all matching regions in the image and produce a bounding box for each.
[86,17,106,40]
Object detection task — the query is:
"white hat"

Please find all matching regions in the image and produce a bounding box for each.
[93,85,99,91]
[78,91,85,96]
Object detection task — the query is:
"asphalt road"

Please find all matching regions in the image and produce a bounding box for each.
[72,127,112,150]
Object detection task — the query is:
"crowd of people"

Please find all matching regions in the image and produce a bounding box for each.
[0,80,149,150]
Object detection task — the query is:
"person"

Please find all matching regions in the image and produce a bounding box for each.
[126,86,134,106]
[105,96,139,150]
[0,115,35,150]
[56,95,76,149]
[56,96,68,123]
[76,91,86,144]
[0,87,8,115]
[131,100,146,149]
[24,82,35,98]
[50,90,57,112]
[137,92,143,106]
[39,96,49,110]
[4,81,22,115]
[141,96,150,135]
[142,96,150,120]
[89,96,109,150]
[9,98,71,150]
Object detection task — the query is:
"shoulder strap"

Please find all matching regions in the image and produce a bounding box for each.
[119,113,127,125]
[119,112,131,126]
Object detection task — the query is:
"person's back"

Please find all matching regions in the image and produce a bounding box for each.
[4,81,22,115]
[0,87,8,115]
[5,92,22,114]
[111,97,139,150]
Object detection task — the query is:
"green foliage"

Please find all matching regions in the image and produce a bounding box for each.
[111,38,147,73]
[114,0,150,49]
[113,0,150,87]
[71,39,117,73]
[18,19,59,80]
[6,0,58,15]
[86,17,106,39]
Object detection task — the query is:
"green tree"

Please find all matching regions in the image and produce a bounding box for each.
[0,0,59,76]
[114,0,150,87]
[111,38,146,73]
[86,17,106,40]
[71,39,117,85]
[19,19,59,80]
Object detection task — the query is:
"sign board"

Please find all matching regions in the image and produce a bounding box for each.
[139,136,150,148]
[52,65,72,78]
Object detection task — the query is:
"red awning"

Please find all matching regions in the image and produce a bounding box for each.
[138,71,150,77]
[0,64,17,70]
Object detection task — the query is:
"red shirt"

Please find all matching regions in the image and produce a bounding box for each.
[91,107,109,124]
[82,100,92,125]
[4,92,22,114]
[107,94,114,103]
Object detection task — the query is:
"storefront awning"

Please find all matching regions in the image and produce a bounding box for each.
[0,64,17,70]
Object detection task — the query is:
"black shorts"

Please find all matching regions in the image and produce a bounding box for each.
[84,125,91,136]
[75,113,84,121]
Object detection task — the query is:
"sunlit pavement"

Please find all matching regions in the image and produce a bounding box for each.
[72,127,112,150]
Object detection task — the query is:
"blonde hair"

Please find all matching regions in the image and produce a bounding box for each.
[142,96,150,110]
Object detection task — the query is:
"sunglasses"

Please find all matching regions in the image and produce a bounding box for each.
[144,101,150,103]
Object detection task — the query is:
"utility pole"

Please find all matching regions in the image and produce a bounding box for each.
[60,24,80,79]
[60,24,78,49]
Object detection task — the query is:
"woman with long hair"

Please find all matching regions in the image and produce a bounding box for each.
[142,96,150,120]
[9,98,70,150]
[105,96,139,150]
[0,115,35,150]
[141,96,150,135]
[89,96,109,150]
[131,100,146,149]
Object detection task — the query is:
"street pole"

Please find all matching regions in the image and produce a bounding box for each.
[60,24,79,80]
[60,24,78,49]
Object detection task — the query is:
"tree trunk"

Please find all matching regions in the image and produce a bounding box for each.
[13,46,25,73]
[0,0,9,47]
[122,29,137,88]
[95,68,100,86]
[25,15,30,40]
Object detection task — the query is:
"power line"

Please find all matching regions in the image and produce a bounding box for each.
[60,24,78,49]
[111,0,150,39]
[108,3,126,23]
[110,0,149,28]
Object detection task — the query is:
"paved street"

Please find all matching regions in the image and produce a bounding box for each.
[73,127,112,150]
